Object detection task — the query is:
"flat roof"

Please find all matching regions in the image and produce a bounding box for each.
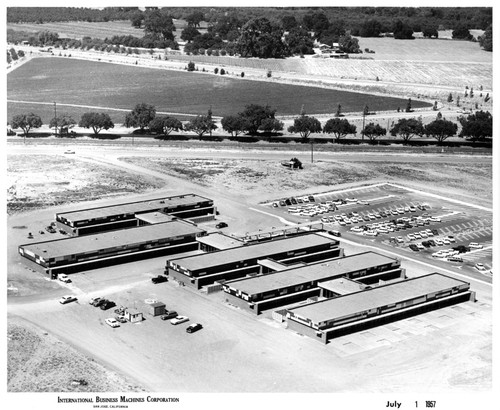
[136,212,176,224]
[318,278,364,295]
[20,221,205,259]
[225,252,397,296]
[170,234,334,272]
[196,233,244,250]
[288,273,469,324]
[56,194,212,222]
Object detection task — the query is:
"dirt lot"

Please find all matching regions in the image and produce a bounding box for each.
[7,154,164,214]
[7,316,145,392]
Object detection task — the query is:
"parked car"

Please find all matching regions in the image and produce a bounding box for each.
[89,297,102,305]
[59,295,77,304]
[170,315,189,325]
[447,256,463,263]
[161,311,178,320]
[105,318,120,328]
[215,222,228,229]
[475,263,487,271]
[58,273,71,283]
[469,242,483,249]
[100,300,116,310]
[151,275,168,284]
[93,298,107,307]
[186,323,203,333]
[115,316,127,323]
[64,149,75,154]
[408,244,420,252]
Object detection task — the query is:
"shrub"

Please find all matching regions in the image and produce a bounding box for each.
[220,68,225,75]
[214,67,219,74]
[241,72,245,78]
[267,69,272,78]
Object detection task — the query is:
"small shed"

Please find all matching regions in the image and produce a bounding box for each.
[148,301,166,317]
[124,309,143,323]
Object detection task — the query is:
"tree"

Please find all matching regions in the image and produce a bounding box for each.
[393,20,414,39]
[187,61,195,71]
[285,27,315,55]
[221,115,249,137]
[389,118,424,143]
[238,104,277,135]
[186,11,204,27]
[148,116,183,136]
[281,15,298,31]
[9,48,18,61]
[458,111,492,142]
[405,98,413,112]
[236,17,288,58]
[287,115,322,139]
[447,93,453,103]
[181,26,201,42]
[362,122,386,143]
[452,24,473,40]
[124,103,156,131]
[49,114,76,135]
[130,10,143,28]
[424,118,458,143]
[422,24,439,38]
[360,19,382,37]
[79,112,114,135]
[323,118,357,143]
[11,113,43,139]
[259,118,284,134]
[184,115,217,137]
[335,104,342,117]
[478,25,492,51]
[339,34,360,53]
[143,9,176,41]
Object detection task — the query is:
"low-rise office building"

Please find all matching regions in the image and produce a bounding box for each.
[166,233,342,289]
[286,273,475,343]
[19,221,206,276]
[222,251,404,314]
[55,193,215,236]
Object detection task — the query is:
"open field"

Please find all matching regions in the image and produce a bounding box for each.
[7,57,430,122]
[170,54,492,90]
[7,154,164,214]
[7,18,208,42]
[8,317,144,392]
[120,157,493,204]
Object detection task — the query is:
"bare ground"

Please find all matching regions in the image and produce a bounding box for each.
[7,154,164,214]
[120,157,493,205]
[7,317,145,392]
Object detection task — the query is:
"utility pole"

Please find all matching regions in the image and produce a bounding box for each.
[53,101,57,136]
[362,105,367,141]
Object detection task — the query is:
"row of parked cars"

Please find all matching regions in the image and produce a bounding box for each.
[160,309,203,333]
[273,195,316,207]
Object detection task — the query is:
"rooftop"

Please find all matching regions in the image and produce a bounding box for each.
[225,252,397,296]
[318,278,365,295]
[135,212,176,224]
[56,194,212,222]
[288,273,469,325]
[196,232,244,250]
[170,234,335,272]
[20,221,205,259]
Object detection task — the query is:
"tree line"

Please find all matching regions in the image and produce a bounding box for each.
[9,103,492,145]
[8,6,491,31]
[7,7,492,58]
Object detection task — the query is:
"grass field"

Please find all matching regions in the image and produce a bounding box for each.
[7,19,207,42]
[7,57,430,123]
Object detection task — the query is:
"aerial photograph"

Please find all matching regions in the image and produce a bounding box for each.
[5,3,496,409]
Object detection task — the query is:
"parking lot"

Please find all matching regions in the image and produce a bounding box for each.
[267,183,493,278]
